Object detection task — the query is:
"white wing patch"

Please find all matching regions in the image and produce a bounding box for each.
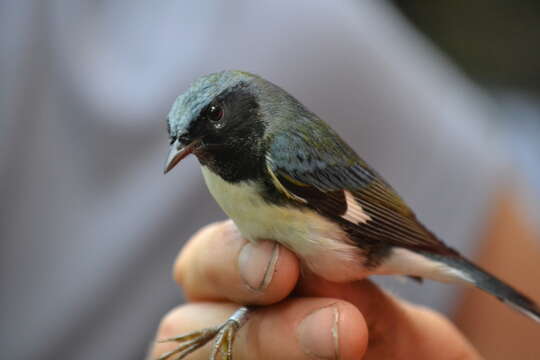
[201,166,367,282]
[342,190,372,224]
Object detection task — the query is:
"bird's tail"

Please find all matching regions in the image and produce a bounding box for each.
[422,252,540,323]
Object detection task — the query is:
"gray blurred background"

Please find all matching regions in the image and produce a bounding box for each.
[393,0,540,208]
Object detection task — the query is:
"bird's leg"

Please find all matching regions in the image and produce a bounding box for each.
[157,306,251,360]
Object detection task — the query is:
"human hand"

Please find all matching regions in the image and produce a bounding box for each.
[150,220,480,359]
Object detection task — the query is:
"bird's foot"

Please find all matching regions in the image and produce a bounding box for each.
[157,306,250,360]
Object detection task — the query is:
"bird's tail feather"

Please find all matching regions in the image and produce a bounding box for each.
[422,252,540,323]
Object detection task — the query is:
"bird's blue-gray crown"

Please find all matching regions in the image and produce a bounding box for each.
[167,70,264,138]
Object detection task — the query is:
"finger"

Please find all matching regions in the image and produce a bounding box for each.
[151,303,237,360]
[297,275,480,359]
[295,273,403,328]
[174,220,300,305]
[238,298,367,360]
[151,299,367,360]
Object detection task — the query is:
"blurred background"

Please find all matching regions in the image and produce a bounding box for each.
[1,1,539,359]
[392,0,540,211]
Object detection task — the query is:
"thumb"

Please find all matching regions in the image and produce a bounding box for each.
[296,274,481,359]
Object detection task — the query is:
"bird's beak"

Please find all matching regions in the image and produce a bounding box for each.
[164,139,197,174]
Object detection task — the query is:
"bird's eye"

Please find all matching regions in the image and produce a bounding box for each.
[206,103,224,124]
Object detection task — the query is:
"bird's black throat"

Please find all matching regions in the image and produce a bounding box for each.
[194,84,266,183]
[196,142,266,183]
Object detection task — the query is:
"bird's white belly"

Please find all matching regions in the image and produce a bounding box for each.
[201,167,366,281]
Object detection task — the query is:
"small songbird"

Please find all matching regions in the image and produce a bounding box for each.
[161,70,540,359]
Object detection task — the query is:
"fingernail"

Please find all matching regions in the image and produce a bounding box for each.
[298,305,340,360]
[238,241,279,291]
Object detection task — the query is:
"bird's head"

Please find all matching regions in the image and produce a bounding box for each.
[164,70,302,182]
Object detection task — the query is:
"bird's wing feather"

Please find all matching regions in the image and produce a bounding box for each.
[266,121,457,256]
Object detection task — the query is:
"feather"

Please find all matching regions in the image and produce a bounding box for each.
[266,123,458,258]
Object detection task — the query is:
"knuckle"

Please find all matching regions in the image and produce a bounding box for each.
[172,220,228,286]
[195,220,232,240]
[173,249,189,287]
[156,307,185,339]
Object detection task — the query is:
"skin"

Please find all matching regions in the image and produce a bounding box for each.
[149,187,540,359]
[149,219,480,359]
[454,188,540,359]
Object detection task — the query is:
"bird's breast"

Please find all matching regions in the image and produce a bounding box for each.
[201,166,367,281]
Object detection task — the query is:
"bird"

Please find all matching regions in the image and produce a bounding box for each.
[160,70,540,360]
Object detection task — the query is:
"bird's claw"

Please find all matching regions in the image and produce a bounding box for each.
[156,307,249,360]
[209,319,240,360]
[157,327,219,360]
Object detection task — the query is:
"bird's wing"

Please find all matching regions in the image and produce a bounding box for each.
[265,124,457,257]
